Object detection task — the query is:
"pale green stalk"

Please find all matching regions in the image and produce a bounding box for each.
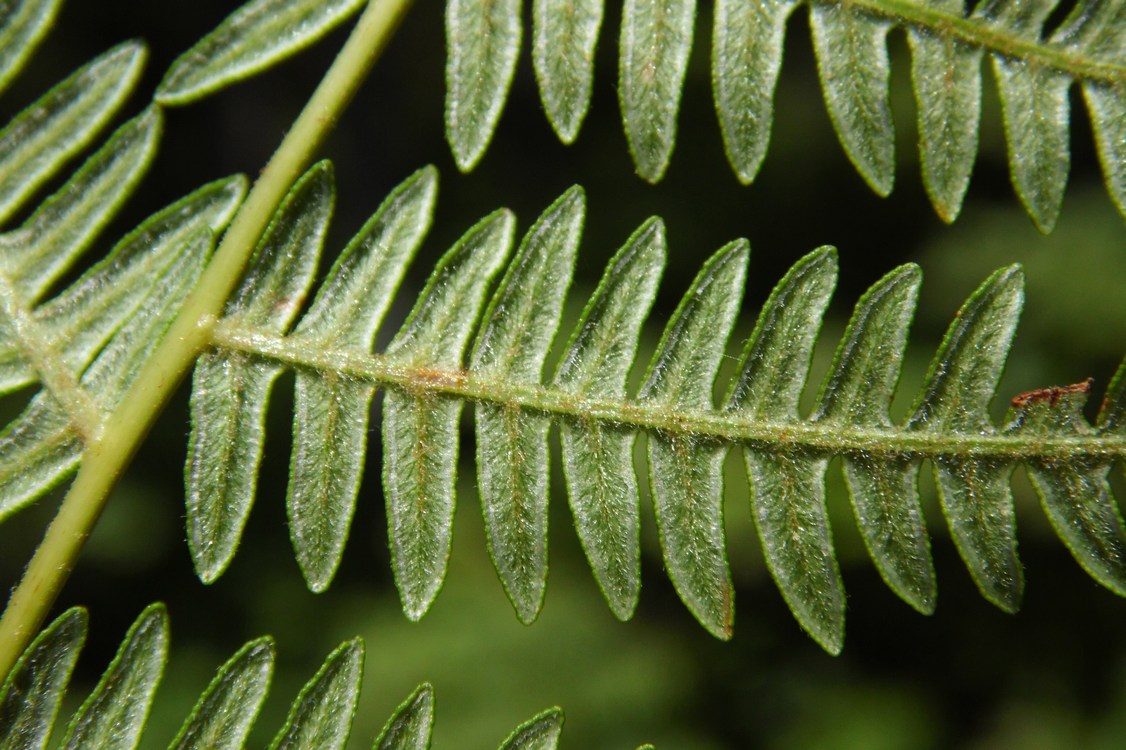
[0,0,416,680]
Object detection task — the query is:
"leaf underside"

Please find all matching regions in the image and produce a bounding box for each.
[446,0,1126,227]
[3,606,592,750]
[170,164,1126,655]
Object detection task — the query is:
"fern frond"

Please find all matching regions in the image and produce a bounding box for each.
[447,0,1126,228]
[185,163,1126,654]
[0,606,630,750]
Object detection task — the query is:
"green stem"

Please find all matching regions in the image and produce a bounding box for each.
[0,0,415,680]
[841,0,1124,83]
[211,323,1126,463]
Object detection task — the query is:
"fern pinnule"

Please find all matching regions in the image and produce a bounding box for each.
[553,217,666,622]
[471,186,584,625]
[288,166,437,593]
[373,683,433,750]
[639,240,749,641]
[155,0,369,107]
[168,637,275,750]
[382,207,516,619]
[0,41,146,225]
[188,162,1125,653]
[58,604,167,750]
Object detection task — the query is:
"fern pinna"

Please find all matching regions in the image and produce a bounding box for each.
[68,161,1117,657]
[447,0,1126,231]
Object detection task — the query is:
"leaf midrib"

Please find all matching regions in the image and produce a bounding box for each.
[0,268,101,441]
[845,0,1123,83]
[212,322,1126,462]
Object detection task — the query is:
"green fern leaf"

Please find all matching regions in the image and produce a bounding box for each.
[187,162,331,583]
[639,240,748,640]
[980,1,1071,232]
[4,607,612,750]
[383,208,515,619]
[0,608,84,750]
[156,0,368,106]
[618,0,696,182]
[711,0,798,184]
[0,0,61,96]
[193,170,1126,652]
[169,638,275,750]
[0,175,244,520]
[727,248,844,653]
[1070,1,1126,219]
[810,2,895,197]
[554,218,665,620]
[1102,359,1126,434]
[533,0,604,143]
[373,683,434,750]
[906,1,982,224]
[497,708,563,750]
[470,186,584,624]
[445,0,523,171]
[288,166,436,592]
[1014,379,1126,599]
[448,0,1126,226]
[0,233,209,518]
[59,604,167,750]
[1,108,161,309]
[811,264,934,615]
[268,638,363,750]
[909,265,1025,612]
[0,41,146,225]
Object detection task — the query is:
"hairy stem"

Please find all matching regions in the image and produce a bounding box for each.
[212,323,1126,463]
[846,0,1124,83]
[0,0,416,680]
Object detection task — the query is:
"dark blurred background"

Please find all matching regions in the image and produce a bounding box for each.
[1,1,1125,748]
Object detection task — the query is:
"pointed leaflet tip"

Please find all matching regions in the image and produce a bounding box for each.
[619,0,697,182]
[810,3,895,197]
[0,607,87,750]
[0,40,148,225]
[534,0,603,143]
[713,0,798,184]
[268,638,364,750]
[60,604,169,750]
[374,683,434,750]
[169,638,275,750]
[446,0,522,171]
[497,708,564,750]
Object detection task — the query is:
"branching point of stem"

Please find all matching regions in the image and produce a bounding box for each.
[0,0,416,681]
